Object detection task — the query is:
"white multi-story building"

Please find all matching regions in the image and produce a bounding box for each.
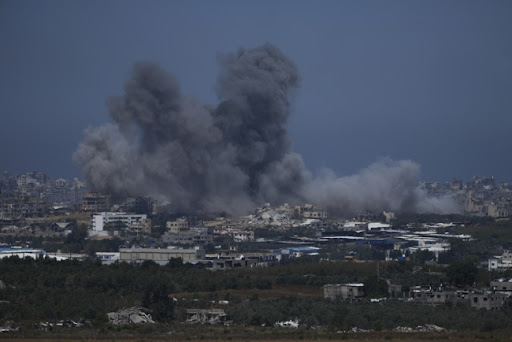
[489,251,512,271]
[91,212,147,233]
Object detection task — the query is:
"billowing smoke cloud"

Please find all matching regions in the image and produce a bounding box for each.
[73,43,460,216]
[307,159,460,216]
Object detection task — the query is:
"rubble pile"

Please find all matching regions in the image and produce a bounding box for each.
[107,307,155,325]
[186,309,228,325]
[346,327,373,333]
[0,321,19,333]
[274,319,299,328]
[34,320,85,331]
[394,324,446,332]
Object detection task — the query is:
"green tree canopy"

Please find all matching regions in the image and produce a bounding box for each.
[446,257,478,287]
[364,275,389,298]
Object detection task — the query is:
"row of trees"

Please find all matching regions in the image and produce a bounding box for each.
[0,254,508,332]
[225,297,512,331]
[0,256,276,324]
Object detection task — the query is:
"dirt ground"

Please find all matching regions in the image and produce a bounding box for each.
[1,328,511,342]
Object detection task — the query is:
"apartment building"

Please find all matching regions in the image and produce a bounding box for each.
[81,192,111,212]
[91,212,147,233]
[166,218,189,233]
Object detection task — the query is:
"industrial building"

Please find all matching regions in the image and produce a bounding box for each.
[119,247,205,265]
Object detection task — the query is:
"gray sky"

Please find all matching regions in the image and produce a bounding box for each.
[1,0,511,182]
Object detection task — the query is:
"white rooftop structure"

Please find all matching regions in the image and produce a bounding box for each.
[368,222,391,230]
[0,247,45,259]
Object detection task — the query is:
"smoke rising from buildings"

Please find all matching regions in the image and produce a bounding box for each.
[307,159,460,216]
[73,43,459,216]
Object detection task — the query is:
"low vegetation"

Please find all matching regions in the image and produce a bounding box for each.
[1,254,512,339]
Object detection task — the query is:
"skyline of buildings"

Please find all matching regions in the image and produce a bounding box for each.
[1,169,511,219]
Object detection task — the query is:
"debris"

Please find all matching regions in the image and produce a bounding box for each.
[347,327,373,333]
[107,307,155,325]
[275,319,299,328]
[370,298,387,303]
[394,324,446,332]
[34,319,87,331]
[0,321,19,332]
[186,309,227,325]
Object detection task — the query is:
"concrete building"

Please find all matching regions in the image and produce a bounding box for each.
[276,203,295,218]
[324,283,365,300]
[0,195,47,220]
[128,218,152,235]
[469,291,508,310]
[118,197,157,215]
[410,286,508,310]
[186,309,227,325]
[91,212,147,235]
[204,251,279,269]
[206,258,258,271]
[295,204,327,219]
[119,247,205,265]
[166,218,189,233]
[488,251,512,271]
[487,202,510,218]
[54,178,69,188]
[81,192,111,212]
[162,228,213,245]
[16,171,49,188]
[490,279,512,292]
[410,286,463,305]
[232,230,254,242]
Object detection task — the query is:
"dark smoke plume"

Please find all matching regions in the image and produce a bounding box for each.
[74,43,460,216]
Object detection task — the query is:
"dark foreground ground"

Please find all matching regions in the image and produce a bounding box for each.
[1,325,512,342]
